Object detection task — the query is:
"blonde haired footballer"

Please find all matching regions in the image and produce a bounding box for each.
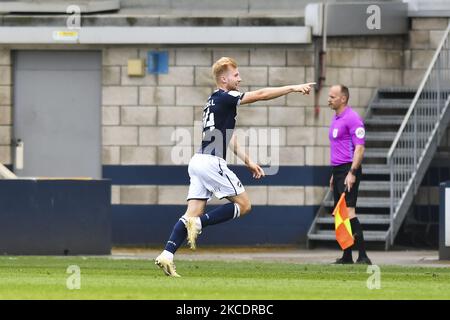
[155,57,315,277]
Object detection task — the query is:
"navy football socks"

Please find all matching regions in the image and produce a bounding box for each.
[200,203,239,227]
[164,216,188,254]
[164,203,240,254]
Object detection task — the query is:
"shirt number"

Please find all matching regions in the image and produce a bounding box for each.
[203,106,215,131]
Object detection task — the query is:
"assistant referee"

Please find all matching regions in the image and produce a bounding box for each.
[328,84,371,265]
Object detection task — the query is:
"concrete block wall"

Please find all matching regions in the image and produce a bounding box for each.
[1,16,449,245]
[101,38,409,210]
[404,17,450,87]
[100,20,449,246]
[322,35,404,108]
[0,48,11,165]
[102,46,321,208]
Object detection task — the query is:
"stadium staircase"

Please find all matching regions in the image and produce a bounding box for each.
[307,22,450,250]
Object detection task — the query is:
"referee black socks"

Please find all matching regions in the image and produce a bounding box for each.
[350,217,368,259]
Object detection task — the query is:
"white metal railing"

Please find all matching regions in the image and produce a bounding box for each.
[387,22,450,243]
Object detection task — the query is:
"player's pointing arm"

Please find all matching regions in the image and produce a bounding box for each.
[240,82,315,105]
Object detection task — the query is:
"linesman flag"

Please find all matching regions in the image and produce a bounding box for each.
[332,193,354,250]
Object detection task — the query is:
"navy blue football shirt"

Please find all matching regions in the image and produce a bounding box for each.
[200,89,245,159]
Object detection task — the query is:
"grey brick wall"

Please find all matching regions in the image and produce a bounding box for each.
[2,17,449,207]
[404,17,450,87]
[99,37,411,205]
[102,46,315,169]
[0,48,11,164]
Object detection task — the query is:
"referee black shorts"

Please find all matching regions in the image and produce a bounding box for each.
[332,162,362,208]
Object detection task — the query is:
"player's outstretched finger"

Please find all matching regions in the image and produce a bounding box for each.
[260,168,266,177]
[254,169,263,179]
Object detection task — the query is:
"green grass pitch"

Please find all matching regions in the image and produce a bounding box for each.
[0,256,449,299]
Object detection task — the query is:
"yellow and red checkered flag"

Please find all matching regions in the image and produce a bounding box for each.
[332,192,354,250]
